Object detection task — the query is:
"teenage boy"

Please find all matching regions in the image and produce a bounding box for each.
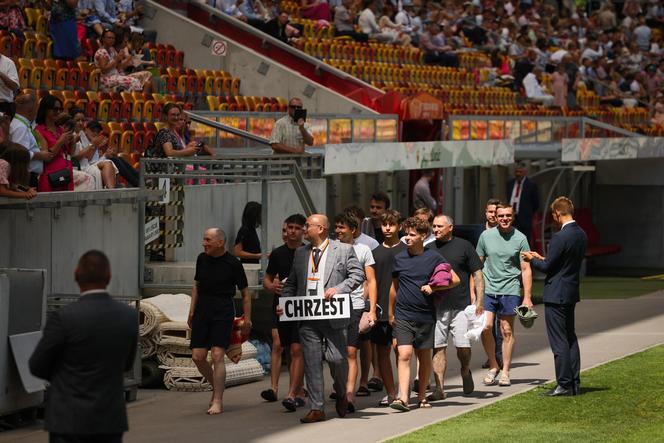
[262,214,307,411]
[334,213,377,412]
[369,209,405,406]
[388,217,459,411]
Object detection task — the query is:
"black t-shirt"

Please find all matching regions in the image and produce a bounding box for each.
[235,225,261,264]
[194,252,248,299]
[371,242,406,320]
[427,236,483,310]
[266,243,299,286]
[392,248,446,324]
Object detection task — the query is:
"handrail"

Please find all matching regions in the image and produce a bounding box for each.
[580,117,640,138]
[185,111,272,147]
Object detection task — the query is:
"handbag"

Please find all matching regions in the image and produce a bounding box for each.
[47,167,72,188]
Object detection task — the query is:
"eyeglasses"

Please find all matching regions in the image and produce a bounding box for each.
[52,107,63,111]
[289,104,303,109]
[496,214,512,218]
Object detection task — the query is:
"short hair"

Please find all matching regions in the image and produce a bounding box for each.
[370,192,391,209]
[402,216,430,236]
[69,107,85,118]
[76,250,111,286]
[284,213,306,226]
[413,207,434,223]
[551,197,574,216]
[334,212,359,231]
[486,198,501,208]
[288,97,302,106]
[209,227,226,241]
[344,205,365,223]
[496,203,514,213]
[434,214,454,225]
[85,120,103,133]
[162,102,182,121]
[381,209,401,225]
[421,169,435,177]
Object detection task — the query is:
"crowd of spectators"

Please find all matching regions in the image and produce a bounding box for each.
[210,0,664,112]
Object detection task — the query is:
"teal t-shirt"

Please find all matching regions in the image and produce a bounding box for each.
[476,227,530,296]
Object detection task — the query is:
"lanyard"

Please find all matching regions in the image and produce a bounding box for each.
[310,239,329,274]
[15,115,40,142]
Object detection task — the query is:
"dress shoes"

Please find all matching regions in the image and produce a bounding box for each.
[300,409,326,423]
[542,385,573,397]
[335,395,348,418]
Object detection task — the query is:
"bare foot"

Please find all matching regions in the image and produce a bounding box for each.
[209,392,215,408]
[207,401,223,415]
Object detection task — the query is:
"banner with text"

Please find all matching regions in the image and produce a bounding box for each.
[324,140,515,175]
[279,294,351,322]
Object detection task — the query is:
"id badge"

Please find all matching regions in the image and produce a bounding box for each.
[307,277,319,292]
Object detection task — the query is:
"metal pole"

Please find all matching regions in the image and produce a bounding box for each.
[260,164,269,283]
[138,160,146,290]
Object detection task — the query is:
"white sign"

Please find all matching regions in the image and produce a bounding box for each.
[144,218,160,245]
[211,40,228,57]
[158,178,170,204]
[279,294,351,322]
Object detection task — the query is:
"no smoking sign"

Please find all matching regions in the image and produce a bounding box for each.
[211,40,228,57]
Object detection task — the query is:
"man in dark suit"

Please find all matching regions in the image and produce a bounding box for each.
[29,250,138,443]
[277,214,364,423]
[506,162,539,244]
[522,197,587,397]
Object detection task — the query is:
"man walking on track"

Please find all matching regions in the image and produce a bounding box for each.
[522,197,587,397]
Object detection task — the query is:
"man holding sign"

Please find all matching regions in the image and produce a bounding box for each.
[278,214,364,423]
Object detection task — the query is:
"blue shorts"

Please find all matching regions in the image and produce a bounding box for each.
[485,293,521,316]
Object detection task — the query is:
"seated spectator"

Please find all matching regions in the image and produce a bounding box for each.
[215,0,247,21]
[299,0,330,22]
[51,0,81,61]
[113,27,153,88]
[234,201,263,263]
[264,11,301,43]
[240,0,268,28]
[378,3,411,46]
[419,23,459,68]
[34,94,74,192]
[334,0,367,42]
[145,103,200,159]
[78,0,104,37]
[93,0,120,29]
[256,0,278,22]
[651,101,664,125]
[94,29,151,92]
[0,0,27,34]
[85,120,139,187]
[116,0,144,28]
[55,113,96,191]
[395,1,419,44]
[523,67,554,106]
[358,0,393,43]
[71,109,117,189]
[10,93,53,188]
[0,141,37,199]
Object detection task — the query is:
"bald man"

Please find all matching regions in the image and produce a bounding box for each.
[279,214,364,423]
[188,228,252,415]
[10,93,53,187]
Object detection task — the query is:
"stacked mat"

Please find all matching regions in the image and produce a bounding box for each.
[139,294,264,391]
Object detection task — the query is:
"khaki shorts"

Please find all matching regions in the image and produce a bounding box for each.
[434,308,470,349]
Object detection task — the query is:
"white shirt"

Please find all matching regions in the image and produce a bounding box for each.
[510,177,525,213]
[581,47,602,61]
[395,10,412,31]
[350,242,374,309]
[0,55,18,102]
[10,114,42,174]
[358,8,380,34]
[355,232,379,250]
[523,73,546,99]
[561,220,575,230]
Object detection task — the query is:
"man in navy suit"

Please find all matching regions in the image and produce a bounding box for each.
[522,197,587,397]
[507,163,539,244]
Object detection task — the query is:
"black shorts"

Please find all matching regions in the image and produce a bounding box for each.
[347,308,370,348]
[272,297,300,347]
[189,296,235,350]
[370,321,393,346]
[394,319,434,349]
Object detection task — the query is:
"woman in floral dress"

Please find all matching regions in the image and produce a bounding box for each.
[94,29,151,92]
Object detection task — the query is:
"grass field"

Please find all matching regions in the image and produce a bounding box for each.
[532,276,664,300]
[391,345,664,443]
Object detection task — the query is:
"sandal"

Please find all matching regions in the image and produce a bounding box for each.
[483,369,499,386]
[426,390,447,401]
[418,399,432,409]
[356,386,371,397]
[389,398,410,412]
[368,377,384,392]
[378,395,392,407]
[498,373,511,387]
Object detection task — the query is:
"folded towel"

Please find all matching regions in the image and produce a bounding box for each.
[428,262,453,287]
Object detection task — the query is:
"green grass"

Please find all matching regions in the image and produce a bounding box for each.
[390,345,664,443]
[532,277,664,300]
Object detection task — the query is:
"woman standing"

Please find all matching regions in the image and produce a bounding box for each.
[234,201,262,264]
[50,0,81,60]
[551,63,569,108]
[94,29,151,92]
[34,95,74,192]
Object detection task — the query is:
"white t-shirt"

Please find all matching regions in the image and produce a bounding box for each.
[358,8,380,34]
[0,55,18,102]
[350,242,374,309]
[355,232,379,250]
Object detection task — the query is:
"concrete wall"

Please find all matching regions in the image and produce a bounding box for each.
[142,1,377,115]
[0,204,141,296]
[592,159,664,269]
[175,179,326,261]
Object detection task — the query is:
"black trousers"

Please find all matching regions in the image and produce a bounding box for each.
[50,433,122,443]
[544,302,580,389]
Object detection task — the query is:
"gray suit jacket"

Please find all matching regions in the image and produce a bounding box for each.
[282,239,365,329]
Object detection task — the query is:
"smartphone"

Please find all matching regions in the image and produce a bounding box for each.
[293,108,307,123]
